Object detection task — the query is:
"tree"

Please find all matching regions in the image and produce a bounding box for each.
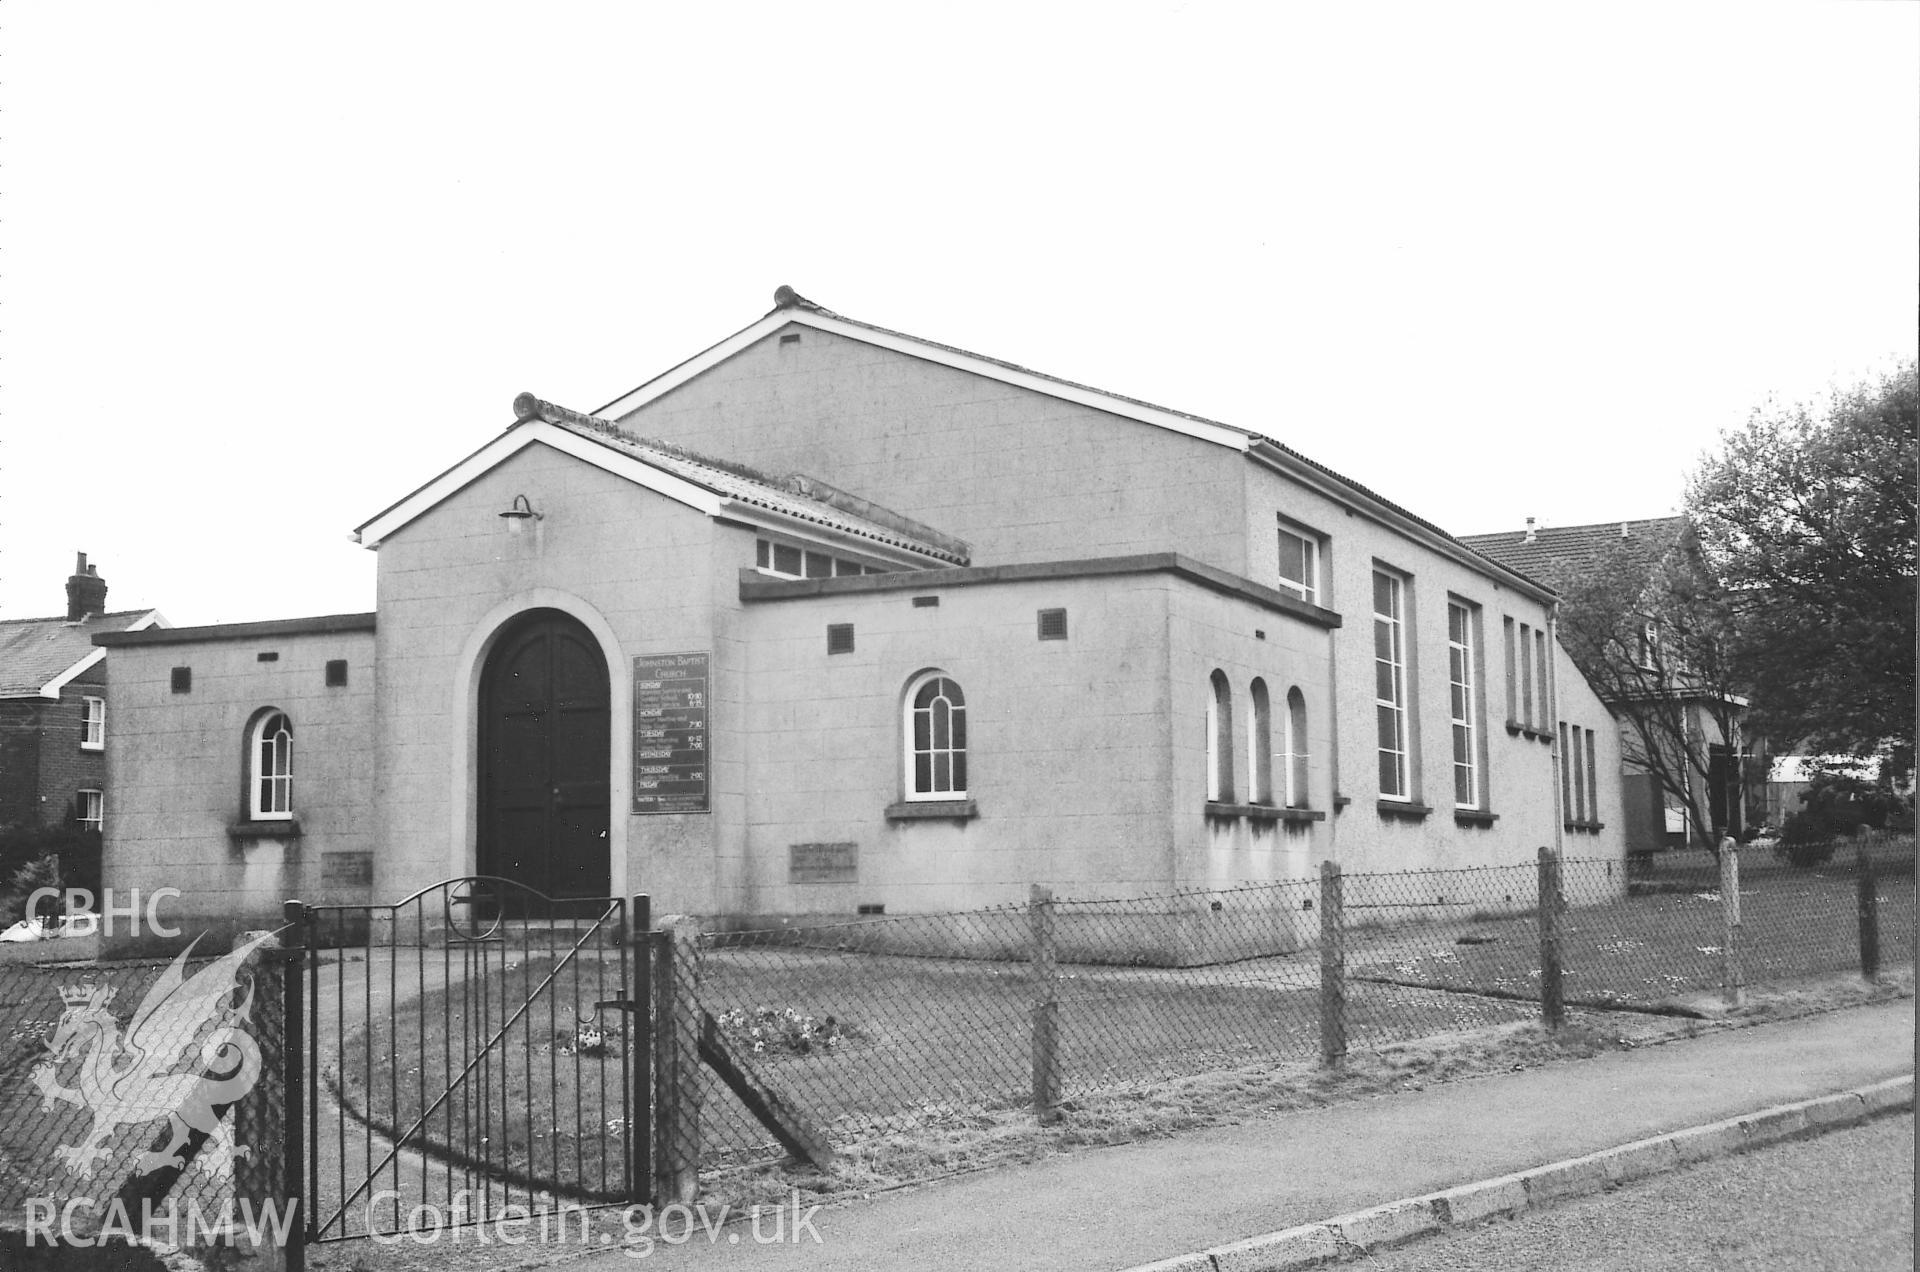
[1688,360,1917,783]
[1556,521,1747,847]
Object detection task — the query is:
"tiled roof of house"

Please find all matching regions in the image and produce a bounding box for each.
[1457,517,1687,592]
[0,609,161,697]
[512,395,972,565]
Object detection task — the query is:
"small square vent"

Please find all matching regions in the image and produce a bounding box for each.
[325,659,349,687]
[1037,608,1068,641]
[170,667,192,694]
[827,623,855,655]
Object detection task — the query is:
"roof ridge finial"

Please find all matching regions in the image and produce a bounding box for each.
[773,284,823,312]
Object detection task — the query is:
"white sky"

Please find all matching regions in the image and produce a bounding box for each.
[4,1,1915,627]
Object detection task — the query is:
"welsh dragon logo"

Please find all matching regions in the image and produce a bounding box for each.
[31,930,275,1182]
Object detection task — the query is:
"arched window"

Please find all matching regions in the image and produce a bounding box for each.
[1206,670,1235,803]
[248,710,293,820]
[906,672,967,800]
[1285,687,1309,808]
[1248,679,1273,805]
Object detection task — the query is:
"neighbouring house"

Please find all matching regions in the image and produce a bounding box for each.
[1459,516,1749,856]
[96,288,1626,958]
[0,555,166,841]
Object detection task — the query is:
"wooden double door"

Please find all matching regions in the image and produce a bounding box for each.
[478,609,611,901]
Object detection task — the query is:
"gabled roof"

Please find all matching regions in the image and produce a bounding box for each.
[0,609,167,698]
[354,394,970,566]
[591,287,1559,604]
[1458,517,1687,593]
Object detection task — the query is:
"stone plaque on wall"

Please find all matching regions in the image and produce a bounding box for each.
[632,651,710,814]
[322,852,374,886]
[789,842,858,883]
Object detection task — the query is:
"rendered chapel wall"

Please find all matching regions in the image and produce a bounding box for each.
[370,442,734,918]
[99,629,376,952]
[731,573,1178,917]
[614,325,1251,574]
[1239,462,1621,876]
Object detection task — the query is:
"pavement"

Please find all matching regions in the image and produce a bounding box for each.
[563,997,1914,1271]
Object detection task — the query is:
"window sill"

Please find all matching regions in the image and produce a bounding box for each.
[80,744,104,753]
[1505,721,1526,737]
[1454,809,1500,828]
[1206,802,1327,823]
[229,819,301,840]
[1564,820,1606,834]
[886,800,977,822]
[1332,795,1352,812]
[1377,800,1433,821]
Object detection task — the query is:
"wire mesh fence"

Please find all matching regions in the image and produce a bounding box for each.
[681,836,1913,1174]
[0,835,1907,1238]
[0,932,287,1250]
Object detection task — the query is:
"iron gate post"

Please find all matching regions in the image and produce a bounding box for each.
[630,894,653,1205]
[281,899,308,1272]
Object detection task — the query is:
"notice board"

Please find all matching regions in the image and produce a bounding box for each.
[632,651,710,814]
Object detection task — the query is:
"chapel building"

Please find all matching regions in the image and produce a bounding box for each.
[96,288,1624,957]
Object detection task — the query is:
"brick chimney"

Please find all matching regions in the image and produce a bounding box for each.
[66,553,107,621]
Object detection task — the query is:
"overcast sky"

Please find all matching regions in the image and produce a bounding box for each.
[4,2,1914,627]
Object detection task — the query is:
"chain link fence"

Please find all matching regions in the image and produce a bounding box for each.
[0,836,1907,1245]
[679,835,1912,1175]
[0,932,287,1260]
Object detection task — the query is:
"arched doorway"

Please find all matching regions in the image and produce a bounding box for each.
[478,609,611,902]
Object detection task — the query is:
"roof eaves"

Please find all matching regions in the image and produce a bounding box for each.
[1247,440,1560,603]
[520,394,969,565]
[39,609,168,697]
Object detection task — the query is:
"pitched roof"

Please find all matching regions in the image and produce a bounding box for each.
[591,287,1558,603]
[354,395,970,566]
[0,609,167,698]
[1457,517,1687,592]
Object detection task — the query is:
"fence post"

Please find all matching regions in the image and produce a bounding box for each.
[628,894,652,1205]
[1856,844,1881,985]
[1719,836,1743,1008]
[1029,884,1061,1124]
[651,916,703,1206]
[281,899,308,1272]
[1319,861,1346,1069]
[1537,848,1564,1030]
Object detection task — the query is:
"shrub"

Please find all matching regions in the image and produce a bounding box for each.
[1778,811,1836,867]
[0,822,101,908]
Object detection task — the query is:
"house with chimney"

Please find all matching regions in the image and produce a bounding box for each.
[0,556,166,838]
[94,289,1627,958]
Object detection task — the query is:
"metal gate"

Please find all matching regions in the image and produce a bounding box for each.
[283,879,652,1260]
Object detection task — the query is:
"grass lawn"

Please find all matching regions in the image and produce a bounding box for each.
[336,954,636,1203]
[1351,852,1914,1008]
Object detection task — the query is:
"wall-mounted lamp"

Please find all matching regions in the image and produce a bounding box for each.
[499,494,543,535]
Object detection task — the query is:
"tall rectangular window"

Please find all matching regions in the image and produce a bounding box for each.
[1558,723,1573,820]
[77,790,103,833]
[1586,730,1601,824]
[1535,630,1551,732]
[1571,725,1588,821]
[1502,617,1518,726]
[1277,522,1320,604]
[1519,624,1535,728]
[1373,570,1409,799]
[1448,601,1479,808]
[81,696,105,750]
